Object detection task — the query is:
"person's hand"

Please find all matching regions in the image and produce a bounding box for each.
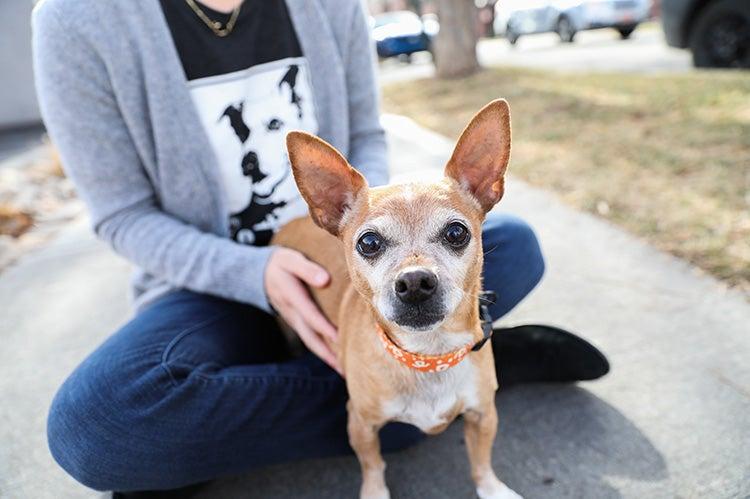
[264,247,341,374]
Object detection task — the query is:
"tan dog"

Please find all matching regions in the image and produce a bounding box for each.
[272,100,520,499]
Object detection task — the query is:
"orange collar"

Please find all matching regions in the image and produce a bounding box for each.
[375,292,497,373]
[376,324,474,373]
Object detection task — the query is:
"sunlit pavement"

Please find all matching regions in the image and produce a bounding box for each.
[379,25,692,85]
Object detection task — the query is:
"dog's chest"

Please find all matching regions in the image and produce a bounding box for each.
[381,360,479,433]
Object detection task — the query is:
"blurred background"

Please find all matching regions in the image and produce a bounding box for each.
[5,0,748,296]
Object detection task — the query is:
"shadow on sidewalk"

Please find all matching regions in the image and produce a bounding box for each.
[190,385,666,498]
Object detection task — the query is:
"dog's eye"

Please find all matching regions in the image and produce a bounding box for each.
[443,222,470,248]
[356,232,384,258]
[267,118,284,131]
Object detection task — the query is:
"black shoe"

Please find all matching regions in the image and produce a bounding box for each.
[491,324,609,387]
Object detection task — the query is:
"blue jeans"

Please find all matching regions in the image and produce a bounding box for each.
[47,213,544,491]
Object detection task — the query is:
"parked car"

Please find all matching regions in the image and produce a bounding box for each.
[372,11,432,61]
[494,0,652,44]
[661,0,749,68]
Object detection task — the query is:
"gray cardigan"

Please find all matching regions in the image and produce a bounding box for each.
[32,0,387,312]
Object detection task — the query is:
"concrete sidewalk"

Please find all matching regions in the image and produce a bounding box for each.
[1,117,748,499]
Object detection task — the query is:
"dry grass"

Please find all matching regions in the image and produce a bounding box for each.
[382,68,750,293]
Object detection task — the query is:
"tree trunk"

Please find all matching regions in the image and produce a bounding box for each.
[433,0,480,79]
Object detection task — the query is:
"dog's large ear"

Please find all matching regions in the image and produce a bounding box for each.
[286,131,368,236]
[444,99,511,213]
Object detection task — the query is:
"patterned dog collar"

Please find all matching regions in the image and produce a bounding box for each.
[375,324,473,373]
[375,291,497,373]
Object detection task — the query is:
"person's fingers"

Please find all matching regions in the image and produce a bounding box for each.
[271,271,335,339]
[284,250,330,288]
[287,280,338,342]
[291,313,342,375]
[265,249,340,375]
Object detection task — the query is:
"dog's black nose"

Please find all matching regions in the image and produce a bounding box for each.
[395,269,438,304]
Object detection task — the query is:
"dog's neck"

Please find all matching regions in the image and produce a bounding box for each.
[377,298,481,357]
[388,325,474,356]
[368,280,486,357]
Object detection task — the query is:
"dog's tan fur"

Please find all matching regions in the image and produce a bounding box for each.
[271,100,520,499]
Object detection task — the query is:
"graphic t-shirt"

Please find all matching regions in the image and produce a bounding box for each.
[160,0,317,246]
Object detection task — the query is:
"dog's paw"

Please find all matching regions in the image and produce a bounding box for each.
[360,475,390,499]
[476,474,523,499]
[360,485,390,499]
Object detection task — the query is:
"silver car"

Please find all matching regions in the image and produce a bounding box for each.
[494,0,652,44]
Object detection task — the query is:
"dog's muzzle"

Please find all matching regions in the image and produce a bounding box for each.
[390,268,445,330]
[394,268,437,305]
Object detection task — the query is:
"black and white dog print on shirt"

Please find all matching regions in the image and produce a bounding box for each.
[189,57,318,246]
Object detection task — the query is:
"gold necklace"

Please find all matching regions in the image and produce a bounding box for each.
[184,0,243,37]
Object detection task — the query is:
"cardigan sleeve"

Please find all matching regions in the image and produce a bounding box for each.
[343,0,389,187]
[32,1,276,312]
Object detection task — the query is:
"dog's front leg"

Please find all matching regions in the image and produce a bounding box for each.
[347,402,389,499]
[464,403,523,499]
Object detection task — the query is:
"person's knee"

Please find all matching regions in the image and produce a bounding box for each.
[484,214,545,281]
[47,374,115,491]
[482,214,545,317]
[47,351,173,491]
[509,217,545,284]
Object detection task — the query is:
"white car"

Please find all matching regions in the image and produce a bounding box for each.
[494,0,652,44]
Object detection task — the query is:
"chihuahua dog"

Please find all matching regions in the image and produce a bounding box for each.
[272,100,520,499]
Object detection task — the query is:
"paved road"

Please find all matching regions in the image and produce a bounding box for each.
[379,25,692,84]
[2,116,748,498]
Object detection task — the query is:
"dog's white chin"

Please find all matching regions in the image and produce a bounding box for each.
[375,292,454,333]
[393,318,446,333]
